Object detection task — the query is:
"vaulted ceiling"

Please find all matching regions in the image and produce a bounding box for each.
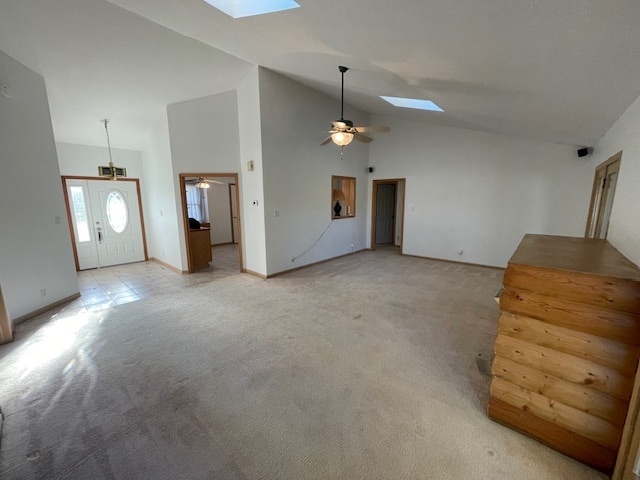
[2,0,640,150]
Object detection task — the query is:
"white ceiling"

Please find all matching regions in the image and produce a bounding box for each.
[0,0,251,149]
[2,0,640,149]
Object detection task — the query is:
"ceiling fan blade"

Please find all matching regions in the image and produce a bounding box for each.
[321,136,333,145]
[187,178,225,185]
[355,125,390,133]
[354,132,374,143]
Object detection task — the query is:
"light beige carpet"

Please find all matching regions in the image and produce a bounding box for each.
[0,249,607,479]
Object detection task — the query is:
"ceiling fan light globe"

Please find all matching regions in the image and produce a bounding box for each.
[331,131,354,146]
[195,181,210,189]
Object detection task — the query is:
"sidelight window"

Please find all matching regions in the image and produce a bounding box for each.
[70,186,91,242]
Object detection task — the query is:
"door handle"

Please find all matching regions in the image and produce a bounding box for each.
[97,228,103,244]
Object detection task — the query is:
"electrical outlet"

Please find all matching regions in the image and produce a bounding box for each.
[40,288,47,297]
[350,243,354,250]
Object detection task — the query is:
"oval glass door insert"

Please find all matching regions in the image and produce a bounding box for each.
[106,191,128,233]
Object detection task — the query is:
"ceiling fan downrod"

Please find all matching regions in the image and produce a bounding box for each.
[339,65,348,121]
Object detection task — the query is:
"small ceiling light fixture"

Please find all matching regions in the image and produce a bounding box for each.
[380,95,444,112]
[195,177,211,189]
[202,0,300,18]
[331,131,354,146]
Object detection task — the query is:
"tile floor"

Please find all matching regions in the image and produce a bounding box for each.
[15,244,240,333]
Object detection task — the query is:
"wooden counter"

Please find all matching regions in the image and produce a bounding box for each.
[488,234,640,473]
[189,228,212,271]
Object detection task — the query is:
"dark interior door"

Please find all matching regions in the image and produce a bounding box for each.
[375,184,396,244]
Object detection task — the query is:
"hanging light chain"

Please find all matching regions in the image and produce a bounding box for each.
[101,118,117,180]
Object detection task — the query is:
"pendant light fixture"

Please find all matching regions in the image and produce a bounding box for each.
[100,119,117,181]
[195,178,211,189]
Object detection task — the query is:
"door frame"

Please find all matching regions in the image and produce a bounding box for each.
[0,284,12,344]
[61,176,149,271]
[584,151,622,239]
[228,183,238,244]
[371,178,406,251]
[179,173,243,274]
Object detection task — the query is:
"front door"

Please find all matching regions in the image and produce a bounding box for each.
[65,179,146,270]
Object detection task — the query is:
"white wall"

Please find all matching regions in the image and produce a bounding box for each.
[140,113,182,270]
[257,68,370,275]
[237,67,267,276]
[0,50,78,322]
[368,115,594,267]
[57,142,144,179]
[167,90,243,271]
[206,181,233,245]
[591,94,640,267]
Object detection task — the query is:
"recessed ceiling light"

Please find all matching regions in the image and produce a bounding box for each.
[203,0,300,18]
[380,96,444,112]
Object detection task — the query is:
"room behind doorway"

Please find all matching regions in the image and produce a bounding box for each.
[371,178,405,250]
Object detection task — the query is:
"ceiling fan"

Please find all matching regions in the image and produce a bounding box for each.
[321,66,390,147]
[185,177,225,189]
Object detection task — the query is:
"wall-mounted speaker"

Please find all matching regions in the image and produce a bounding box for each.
[577,147,590,158]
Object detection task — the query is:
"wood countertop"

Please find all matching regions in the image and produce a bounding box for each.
[509,234,640,281]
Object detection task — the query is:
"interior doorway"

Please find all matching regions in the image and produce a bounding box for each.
[62,176,148,270]
[179,173,243,273]
[371,178,406,251]
[229,183,239,244]
[585,151,621,239]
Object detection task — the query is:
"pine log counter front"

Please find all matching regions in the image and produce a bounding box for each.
[488,234,640,474]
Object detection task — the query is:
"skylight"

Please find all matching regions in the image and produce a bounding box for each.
[380,96,444,112]
[203,0,300,18]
